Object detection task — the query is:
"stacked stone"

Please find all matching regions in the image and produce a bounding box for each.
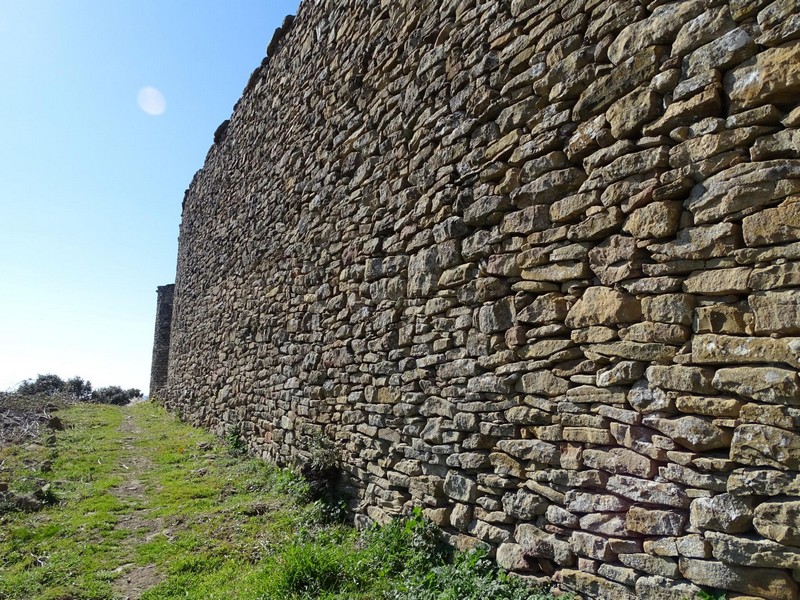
[161,0,800,598]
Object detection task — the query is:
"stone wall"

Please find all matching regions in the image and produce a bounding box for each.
[160,0,800,597]
[149,284,174,398]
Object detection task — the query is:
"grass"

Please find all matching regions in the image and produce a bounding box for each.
[0,402,565,600]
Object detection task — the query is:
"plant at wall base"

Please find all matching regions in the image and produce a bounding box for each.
[226,422,247,457]
[697,591,727,600]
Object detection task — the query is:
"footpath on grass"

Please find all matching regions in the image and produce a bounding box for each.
[0,402,563,600]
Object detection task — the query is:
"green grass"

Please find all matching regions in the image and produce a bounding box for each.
[0,402,565,600]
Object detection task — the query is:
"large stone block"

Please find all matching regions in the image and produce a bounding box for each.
[754,501,800,546]
[679,558,798,600]
[565,286,641,328]
[712,366,800,405]
[725,41,800,112]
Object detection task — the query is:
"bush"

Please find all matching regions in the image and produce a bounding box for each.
[90,386,141,406]
[12,374,140,405]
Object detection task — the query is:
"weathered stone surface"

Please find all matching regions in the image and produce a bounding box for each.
[689,494,754,533]
[644,415,733,452]
[649,223,741,261]
[679,558,798,600]
[749,290,800,334]
[574,46,666,119]
[641,293,695,326]
[560,569,637,600]
[623,200,681,240]
[743,200,800,247]
[606,87,661,139]
[684,27,757,78]
[495,543,532,571]
[635,576,703,600]
[626,506,687,536]
[607,475,690,508]
[712,367,800,405]
[706,531,800,569]
[444,472,477,503]
[565,286,641,328]
[588,235,643,284]
[516,371,569,397]
[728,468,800,496]
[608,1,706,65]
[725,41,800,112]
[683,267,751,295]
[496,439,558,465]
[646,365,715,394]
[692,334,800,369]
[753,501,800,546]
[730,425,800,469]
[685,160,800,225]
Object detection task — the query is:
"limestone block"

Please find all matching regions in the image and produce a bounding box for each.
[606,86,661,139]
[686,160,800,225]
[730,424,800,469]
[559,568,637,600]
[583,447,658,478]
[675,395,743,418]
[501,489,547,520]
[626,506,688,536]
[628,379,673,413]
[588,235,643,285]
[607,1,707,65]
[499,205,551,235]
[623,200,682,240]
[516,523,574,566]
[496,543,533,571]
[607,475,690,508]
[596,361,645,387]
[495,439,559,465]
[619,552,680,578]
[646,365,715,394]
[728,468,800,496]
[649,222,741,261]
[673,6,737,58]
[516,293,570,324]
[464,195,511,226]
[579,513,628,537]
[725,41,800,112]
[749,290,800,334]
[566,207,625,241]
[644,85,721,136]
[477,298,514,334]
[565,286,641,328]
[574,46,667,119]
[689,494,754,533]
[635,576,703,600]
[444,471,477,503]
[694,304,751,335]
[516,371,569,397]
[706,531,800,569]
[691,334,800,369]
[743,200,800,247]
[712,366,800,405]
[684,27,756,78]
[679,558,798,600]
[571,531,616,561]
[683,266,752,295]
[754,501,800,546]
[643,415,733,452]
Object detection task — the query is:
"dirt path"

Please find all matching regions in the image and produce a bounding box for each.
[110,409,164,600]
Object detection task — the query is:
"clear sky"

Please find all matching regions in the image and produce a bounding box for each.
[0,0,300,393]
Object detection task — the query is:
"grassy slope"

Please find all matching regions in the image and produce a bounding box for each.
[0,402,563,600]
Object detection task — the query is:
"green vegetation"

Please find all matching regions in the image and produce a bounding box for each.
[7,373,141,405]
[0,402,565,600]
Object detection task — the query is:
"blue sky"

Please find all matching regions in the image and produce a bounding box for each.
[0,0,299,393]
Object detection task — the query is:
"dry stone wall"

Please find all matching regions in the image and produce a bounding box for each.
[162,0,800,597]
